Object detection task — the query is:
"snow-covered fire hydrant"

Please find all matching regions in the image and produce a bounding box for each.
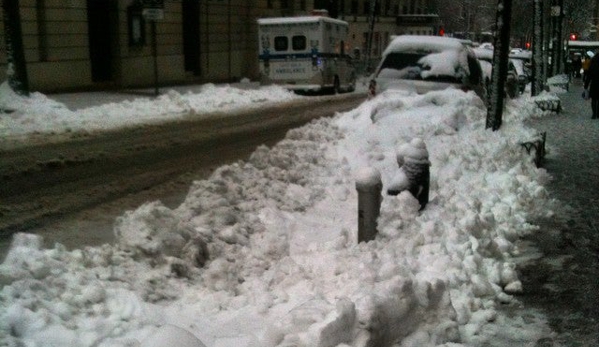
[387,138,430,210]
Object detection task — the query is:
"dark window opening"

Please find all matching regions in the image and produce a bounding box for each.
[350,1,358,14]
[275,36,289,51]
[127,5,146,47]
[182,0,201,75]
[292,35,307,50]
[87,0,114,82]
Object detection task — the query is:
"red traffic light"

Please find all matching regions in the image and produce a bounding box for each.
[438,27,445,36]
[525,42,531,49]
[570,33,578,40]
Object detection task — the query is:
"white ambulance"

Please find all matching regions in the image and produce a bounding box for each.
[258,15,356,94]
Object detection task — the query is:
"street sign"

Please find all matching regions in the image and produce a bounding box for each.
[142,0,164,9]
[143,8,164,20]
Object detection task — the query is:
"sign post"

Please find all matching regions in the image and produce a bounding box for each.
[142,0,164,96]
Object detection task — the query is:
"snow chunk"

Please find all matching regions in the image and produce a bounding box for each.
[355,167,382,190]
[142,325,207,347]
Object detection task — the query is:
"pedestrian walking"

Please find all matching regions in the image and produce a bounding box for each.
[572,54,583,78]
[582,51,593,81]
[583,52,599,119]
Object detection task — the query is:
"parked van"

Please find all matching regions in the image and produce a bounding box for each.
[258,16,356,94]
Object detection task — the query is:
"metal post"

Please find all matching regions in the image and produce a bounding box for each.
[355,167,382,243]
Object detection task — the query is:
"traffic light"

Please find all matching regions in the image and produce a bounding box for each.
[570,32,579,40]
[525,42,531,49]
[438,26,445,36]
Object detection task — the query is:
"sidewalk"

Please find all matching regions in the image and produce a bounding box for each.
[520,78,599,345]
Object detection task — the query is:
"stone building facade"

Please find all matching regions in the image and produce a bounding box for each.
[0,0,438,93]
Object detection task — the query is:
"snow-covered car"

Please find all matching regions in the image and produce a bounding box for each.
[509,50,532,93]
[510,58,529,93]
[370,35,486,100]
[473,47,520,98]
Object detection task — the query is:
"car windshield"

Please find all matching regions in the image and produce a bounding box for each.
[376,51,465,84]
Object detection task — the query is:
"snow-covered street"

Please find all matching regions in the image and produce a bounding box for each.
[0,82,565,346]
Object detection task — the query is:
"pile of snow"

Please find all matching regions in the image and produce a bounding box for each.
[0,81,300,138]
[0,86,559,346]
[546,74,570,93]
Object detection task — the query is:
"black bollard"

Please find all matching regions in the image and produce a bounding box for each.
[355,167,382,243]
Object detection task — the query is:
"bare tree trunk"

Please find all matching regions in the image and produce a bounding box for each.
[486,0,512,131]
[556,0,564,74]
[550,0,559,76]
[2,0,29,96]
[365,0,377,72]
[543,2,550,82]
[531,0,544,96]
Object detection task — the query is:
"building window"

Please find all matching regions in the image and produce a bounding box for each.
[127,5,146,47]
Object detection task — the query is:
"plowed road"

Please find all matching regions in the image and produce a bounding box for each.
[0,93,364,254]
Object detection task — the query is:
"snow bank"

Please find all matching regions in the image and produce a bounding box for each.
[0,82,299,137]
[0,87,557,346]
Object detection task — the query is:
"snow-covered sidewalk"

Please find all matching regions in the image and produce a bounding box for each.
[0,82,563,346]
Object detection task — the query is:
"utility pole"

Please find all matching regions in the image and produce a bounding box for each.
[486,0,513,131]
[2,0,29,96]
